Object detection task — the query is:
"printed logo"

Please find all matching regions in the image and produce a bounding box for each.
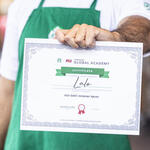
[66,59,72,63]
[78,104,85,115]
[144,2,150,10]
[57,58,62,63]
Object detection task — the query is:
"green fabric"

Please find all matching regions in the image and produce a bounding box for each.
[4,0,131,149]
[56,67,109,78]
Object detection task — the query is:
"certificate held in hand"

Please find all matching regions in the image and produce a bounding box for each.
[21,38,143,135]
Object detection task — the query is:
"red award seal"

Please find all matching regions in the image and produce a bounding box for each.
[78,104,85,115]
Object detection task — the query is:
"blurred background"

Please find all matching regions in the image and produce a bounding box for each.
[0,0,13,51]
[0,0,150,150]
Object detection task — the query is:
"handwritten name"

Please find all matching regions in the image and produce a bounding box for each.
[73,76,91,89]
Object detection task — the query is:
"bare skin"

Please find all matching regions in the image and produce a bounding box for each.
[1,15,150,150]
[56,15,150,53]
[0,77,14,150]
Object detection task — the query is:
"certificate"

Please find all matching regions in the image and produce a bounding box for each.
[21,38,143,135]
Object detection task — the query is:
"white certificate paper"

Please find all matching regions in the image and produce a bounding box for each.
[21,38,143,135]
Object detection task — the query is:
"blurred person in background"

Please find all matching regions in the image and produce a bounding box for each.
[141,0,150,125]
[0,0,150,150]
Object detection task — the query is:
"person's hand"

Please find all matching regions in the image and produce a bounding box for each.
[55,24,120,48]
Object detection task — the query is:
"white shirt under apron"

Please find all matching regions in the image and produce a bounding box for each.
[0,0,149,81]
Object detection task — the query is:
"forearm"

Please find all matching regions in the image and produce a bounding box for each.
[56,15,150,52]
[95,15,150,53]
[112,15,150,53]
[0,77,14,150]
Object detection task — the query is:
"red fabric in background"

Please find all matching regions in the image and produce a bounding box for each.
[0,15,7,49]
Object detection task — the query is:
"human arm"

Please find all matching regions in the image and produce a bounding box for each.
[55,15,150,53]
[0,77,15,150]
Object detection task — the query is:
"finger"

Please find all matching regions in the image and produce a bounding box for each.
[90,40,96,48]
[59,29,69,36]
[78,40,86,48]
[75,24,87,48]
[85,25,97,48]
[64,24,80,48]
[55,29,69,43]
[65,37,79,48]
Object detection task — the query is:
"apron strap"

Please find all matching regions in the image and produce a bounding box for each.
[38,0,45,8]
[90,0,98,9]
[38,0,97,9]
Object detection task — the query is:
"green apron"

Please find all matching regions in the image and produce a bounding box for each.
[4,0,131,149]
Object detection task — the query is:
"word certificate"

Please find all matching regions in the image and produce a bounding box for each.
[21,38,143,135]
